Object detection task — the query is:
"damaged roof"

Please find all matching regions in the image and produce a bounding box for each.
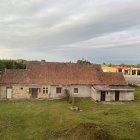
[0,61,128,86]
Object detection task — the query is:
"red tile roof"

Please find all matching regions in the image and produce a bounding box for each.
[103,72,127,85]
[0,69,30,84]
[0,62,128,86]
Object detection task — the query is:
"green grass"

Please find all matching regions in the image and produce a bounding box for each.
[0,87,140,140]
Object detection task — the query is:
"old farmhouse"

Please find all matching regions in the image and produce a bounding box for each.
[0,61,134,102]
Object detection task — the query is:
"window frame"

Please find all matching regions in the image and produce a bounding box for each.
[74,88,78,94]
[56,87,62,94]
[43,87,48,94]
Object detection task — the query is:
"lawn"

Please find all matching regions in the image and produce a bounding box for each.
[0,87,140,140]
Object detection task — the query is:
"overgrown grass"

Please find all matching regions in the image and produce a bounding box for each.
[0,87,140,140]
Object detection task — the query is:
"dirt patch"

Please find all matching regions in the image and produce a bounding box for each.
[59,123,113,140]
[41,123,113,140]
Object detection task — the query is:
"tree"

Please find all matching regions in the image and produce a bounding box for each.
[136,64,140,68]
[0,59,26,71]
[76,59,92,64]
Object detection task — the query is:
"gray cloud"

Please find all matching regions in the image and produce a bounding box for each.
[0,0,140,63]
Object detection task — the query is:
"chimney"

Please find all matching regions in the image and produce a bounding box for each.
[41,60,46,65]
[41,60,46,63]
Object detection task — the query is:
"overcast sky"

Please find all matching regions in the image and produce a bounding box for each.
[0,0,140,64]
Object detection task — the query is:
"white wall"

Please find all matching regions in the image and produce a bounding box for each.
[119,91,134,101]
[68,85,91,97]
[105,91,115,101]
[49,85,91,99]
[91,88,134,101]
[91,87,97,100]
[50,85,66,99]
[91,87,101,101]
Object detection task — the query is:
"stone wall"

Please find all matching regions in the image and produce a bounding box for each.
[0,85,7,99]
[0,84,92,99]
[0,84,134,101]
[12,85,30,99]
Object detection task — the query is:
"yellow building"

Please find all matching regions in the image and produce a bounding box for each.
[101,65,117,72]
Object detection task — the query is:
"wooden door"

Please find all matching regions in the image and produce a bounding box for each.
[101,91,106,101]
[31,88,38,99]
[115,91,120,101]
[6,88,12,99]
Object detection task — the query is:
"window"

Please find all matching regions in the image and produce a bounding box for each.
[20,87,23,90]
[56,87,62,94]
[43,87,48,94]
[74,88,78,94]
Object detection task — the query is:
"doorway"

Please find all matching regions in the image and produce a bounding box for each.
[30,88,38,99]
[101,91,106,101]
[115,91,120,101]
[6,87,12,99]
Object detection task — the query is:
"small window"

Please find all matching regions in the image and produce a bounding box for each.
[21,87,23,90]
[43,87,48,94]
[56,87,62,94]
[74,88,78,94]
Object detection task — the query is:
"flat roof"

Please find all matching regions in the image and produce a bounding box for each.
[93,85,135,91]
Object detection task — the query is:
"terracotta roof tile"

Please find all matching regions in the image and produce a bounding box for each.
[0,69,30,84]
[0,62,128,86]
[26,62,104,85]
[103,72,127,85]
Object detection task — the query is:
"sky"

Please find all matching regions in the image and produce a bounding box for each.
[0,0,140,64]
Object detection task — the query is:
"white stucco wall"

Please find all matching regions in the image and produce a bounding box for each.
[91,87,96,100]
[91,87,101,101]
[119,91,134,101]
[107,91,134,101]
[91,88,134,102]
[49,85,91,99]
[68,85,91,97]
[50,85,66,99]
[105,91,115,101]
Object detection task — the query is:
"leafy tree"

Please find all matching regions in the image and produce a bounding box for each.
[108,63,112,67]
[0,59,26,71]
[76,59,92,64]
[102,62,106,65]
[136,64,140,68]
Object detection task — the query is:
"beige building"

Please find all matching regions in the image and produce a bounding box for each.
[102,65,140,76]
[0,61,134,102]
